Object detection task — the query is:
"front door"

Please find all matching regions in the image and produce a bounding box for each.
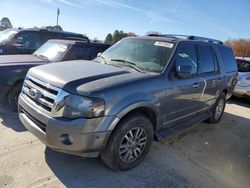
[163,42,204,126]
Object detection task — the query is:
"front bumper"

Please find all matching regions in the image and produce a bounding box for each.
[233,85,250,97]
[18,94,115,157]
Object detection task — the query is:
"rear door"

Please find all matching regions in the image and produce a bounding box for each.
[197,44,223,109]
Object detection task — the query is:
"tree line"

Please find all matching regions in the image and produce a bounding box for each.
[225,39,250,57]
[0,17,62,31]
[104,30,136,44]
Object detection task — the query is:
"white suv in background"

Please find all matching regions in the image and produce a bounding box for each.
[234,57,250,101]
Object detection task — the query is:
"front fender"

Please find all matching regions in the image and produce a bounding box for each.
[105,92,159,130]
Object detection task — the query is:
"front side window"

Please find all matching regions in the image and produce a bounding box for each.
[33,40,70,61]
[67,46,92,60]
[101,38,175,72]
[175,43,198,75]
[15,32,42,49]
[198,45,216,73]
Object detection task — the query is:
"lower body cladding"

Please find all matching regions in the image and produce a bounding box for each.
[18,94,115,157]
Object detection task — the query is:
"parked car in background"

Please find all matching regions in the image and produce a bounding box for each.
[233,57,250,101]
[18,34,237,170]
[0,39,111,110]
[0,28,88,55]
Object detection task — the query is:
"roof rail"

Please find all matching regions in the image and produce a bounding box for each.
[188,36,223,44]
[147,34,223,44]
[65,36,90,43]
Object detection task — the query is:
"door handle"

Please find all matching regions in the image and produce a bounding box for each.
[193,82,199,88]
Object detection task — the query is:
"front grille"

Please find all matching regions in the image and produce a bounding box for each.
[22,75,62,112]
[21,108,47,132]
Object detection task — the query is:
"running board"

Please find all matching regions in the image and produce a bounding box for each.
[155,111,212,141]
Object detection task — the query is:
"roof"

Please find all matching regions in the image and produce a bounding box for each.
[17,28,84,37]
[47,39,111,46]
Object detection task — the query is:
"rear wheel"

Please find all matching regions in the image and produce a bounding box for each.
[8,82,22,111]
[100,113,154,171]
[206,92,226,123]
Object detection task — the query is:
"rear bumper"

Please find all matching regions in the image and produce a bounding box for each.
[18,94,114,157]
[233,85,250,97]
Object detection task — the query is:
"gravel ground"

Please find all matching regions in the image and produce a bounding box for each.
[0,97,249,188]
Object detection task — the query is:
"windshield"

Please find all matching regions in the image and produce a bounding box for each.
[0,28,18,43]
[237,60,250,72]
[33,40,70,61]
[101,38,175,72]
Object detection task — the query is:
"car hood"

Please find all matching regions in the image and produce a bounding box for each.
[28,60,151,95]
[0,54,47,66]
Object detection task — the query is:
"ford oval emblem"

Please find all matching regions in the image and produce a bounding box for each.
[29,88,42,99]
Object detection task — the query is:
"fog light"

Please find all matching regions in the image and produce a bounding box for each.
[60,134,73,145]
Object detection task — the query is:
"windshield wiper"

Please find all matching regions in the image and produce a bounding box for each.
[98,55,108,64]
[110,59,145,73]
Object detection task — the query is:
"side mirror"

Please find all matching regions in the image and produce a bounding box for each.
[13,37,23,48]
[97,52,102,57]
[176,64,192,78]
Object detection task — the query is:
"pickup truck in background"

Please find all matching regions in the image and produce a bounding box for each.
[0,39,111,110]
[0,28,88,55]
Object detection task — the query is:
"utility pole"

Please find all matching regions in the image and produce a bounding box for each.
[56,8,60,26]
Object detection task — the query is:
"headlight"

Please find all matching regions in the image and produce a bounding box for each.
[62,94,105,119]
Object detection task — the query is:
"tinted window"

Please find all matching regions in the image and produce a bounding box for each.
[219,47,237,73]
[237,60,250,72]
[93,45,108,57]
[175,43,198,75]
[67,46,92,60]
[198,45,216,73]
[16,32,41,49]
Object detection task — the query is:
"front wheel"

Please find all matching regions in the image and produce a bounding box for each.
[100,113,154,171]
[206,92,226,124]
[8,82,22,111]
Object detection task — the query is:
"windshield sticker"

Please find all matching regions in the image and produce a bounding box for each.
[154,41,173,48]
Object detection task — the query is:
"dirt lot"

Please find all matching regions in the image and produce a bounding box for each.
[0,98,249,188]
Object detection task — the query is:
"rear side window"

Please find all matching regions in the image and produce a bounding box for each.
[198,45,217,73]
[67,46,92,60]
[219,47,237,73]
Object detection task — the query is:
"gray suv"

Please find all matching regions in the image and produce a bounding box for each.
[18,34,238,170]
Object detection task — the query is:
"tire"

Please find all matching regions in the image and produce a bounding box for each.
[206,92,226,124]
[100,113,154,171]
[8,82,22,111]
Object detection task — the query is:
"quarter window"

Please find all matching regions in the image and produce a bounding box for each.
[219,47,237,73]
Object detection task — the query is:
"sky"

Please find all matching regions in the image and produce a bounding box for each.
[0,0,249,41]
